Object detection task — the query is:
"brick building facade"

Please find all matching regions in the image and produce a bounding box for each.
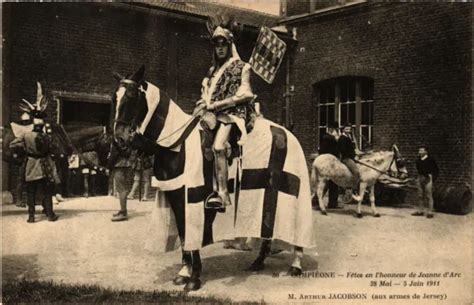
[2,2,288,193]
[2,2,472,195]
[280,2,472,187]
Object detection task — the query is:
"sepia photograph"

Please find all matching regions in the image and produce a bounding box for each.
[1,1,472,304]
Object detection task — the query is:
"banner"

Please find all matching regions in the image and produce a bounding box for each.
[249,26,287,84]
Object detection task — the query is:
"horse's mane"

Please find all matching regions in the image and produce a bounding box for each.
[359,150,393,165]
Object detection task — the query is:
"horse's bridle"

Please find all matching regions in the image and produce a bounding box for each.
[355,153,405,179]
[388,154,406,177]
[112,78,146,153]
[113,79,144,132]
[113,78,206,150]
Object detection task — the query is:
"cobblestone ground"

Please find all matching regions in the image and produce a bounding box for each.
[2,195,472,304]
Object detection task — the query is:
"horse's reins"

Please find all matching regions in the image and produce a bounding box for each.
[155,106,205,148]
[56,124,108,173]
[114,80,206,149]
[354,155,399,178]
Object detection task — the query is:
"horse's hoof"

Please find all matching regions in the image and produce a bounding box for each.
[357,213,363,218]
[287,266,303,277]
[246,261,265,272]
[183,278,201,291]
[321,210,328,216]
[374,213,381,218]
[172,275,189,285]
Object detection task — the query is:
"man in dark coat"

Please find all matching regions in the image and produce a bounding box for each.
[413,146,439,219]
[337,123,361,201]
[318,121,340,208]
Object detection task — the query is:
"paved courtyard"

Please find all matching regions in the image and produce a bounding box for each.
[2,195,472,304]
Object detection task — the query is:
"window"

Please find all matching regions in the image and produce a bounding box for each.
[314,76,374,150]
[315,79,336,144]
[62,100,111,127]
[52,92,112,128]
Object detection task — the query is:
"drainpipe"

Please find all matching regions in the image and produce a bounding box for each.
[283,27,296,130]
[284,55,291,129]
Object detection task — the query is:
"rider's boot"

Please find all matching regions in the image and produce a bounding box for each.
[342,159,363,202]
[205,150,231,210]
[215,150,231,207]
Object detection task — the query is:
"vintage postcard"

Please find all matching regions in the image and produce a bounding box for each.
[1,1,472,304]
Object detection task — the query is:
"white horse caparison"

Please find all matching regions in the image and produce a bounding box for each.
[311,145,408,217]
[111,66,311,291]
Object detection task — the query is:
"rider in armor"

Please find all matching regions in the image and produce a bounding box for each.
[196,20,256,210]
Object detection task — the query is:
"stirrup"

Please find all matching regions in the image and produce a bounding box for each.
[204,192,226,212]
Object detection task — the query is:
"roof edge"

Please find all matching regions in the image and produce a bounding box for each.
[279,1,370,25]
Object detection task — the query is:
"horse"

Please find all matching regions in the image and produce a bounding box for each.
[112,66,315,291]
[2,122,111,201]
[2,123,109,167]
[311,145,409,218]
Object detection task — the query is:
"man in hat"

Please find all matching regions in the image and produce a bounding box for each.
[10,117,59,223]
[195,20,256,211]
[337,123,361,201]
[318,121,341,208]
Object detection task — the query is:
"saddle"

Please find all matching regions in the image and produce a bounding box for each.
[199,110,256,163]
[200,118,241,163]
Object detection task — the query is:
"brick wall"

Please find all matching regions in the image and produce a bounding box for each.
[287,3,472,187]
[2,3,287,194]
[286,0,310,16]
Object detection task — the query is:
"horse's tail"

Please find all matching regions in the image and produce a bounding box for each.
[310,159,318,197]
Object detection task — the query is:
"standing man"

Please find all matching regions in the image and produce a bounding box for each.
[413,146,439,219]
[107,138,132,221]
[10,117,59,223]
[337,123,361,201]
[80,150,100,198]
[318,121,340,208]
[128,151,153,201]
[196,18,256,210]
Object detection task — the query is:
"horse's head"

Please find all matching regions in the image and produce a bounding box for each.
[389,144,408,179]
[112,65,148,151]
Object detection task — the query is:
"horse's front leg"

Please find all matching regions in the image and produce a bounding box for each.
[369,185,380,217]
[173,248,192,285]
[247,239,271,271]
[287,246,303,276]
[356,182,367,218]
[183,250,202,291]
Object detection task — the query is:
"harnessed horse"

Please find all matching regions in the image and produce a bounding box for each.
[311,146,409,217]
[3,123,110,191]
[112,66,315,291]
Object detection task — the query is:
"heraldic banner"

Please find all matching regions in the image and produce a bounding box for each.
[249,26,287,84]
